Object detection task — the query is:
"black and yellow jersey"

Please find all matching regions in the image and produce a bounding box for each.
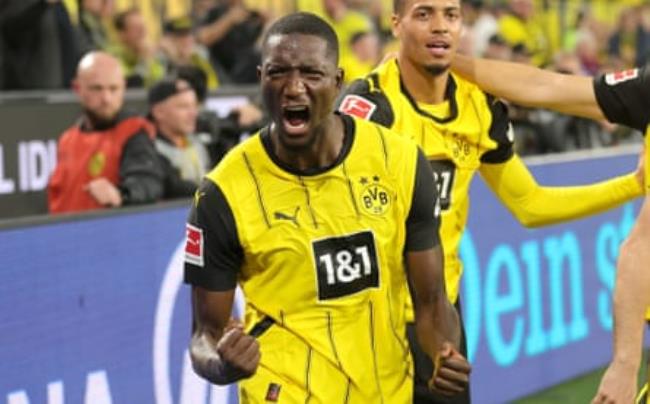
[184,114,440,403]
[339,58,644,310]
[594,65,650,320]
[339,58,514,305]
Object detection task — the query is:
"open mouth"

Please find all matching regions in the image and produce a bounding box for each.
[282,105,310,133]
[426,41,450,55]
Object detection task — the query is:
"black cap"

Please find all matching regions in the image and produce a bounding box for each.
[148,78,193,106]
[163,16,193,35]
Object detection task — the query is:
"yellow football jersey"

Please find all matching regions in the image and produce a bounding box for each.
[339,58,515,306]
[186,114,441,403]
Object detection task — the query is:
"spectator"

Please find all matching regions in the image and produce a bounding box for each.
[1,0,80,89]
[148,77,211,199]
[196,0,265,84]
[159,16,220,91]
[176,65,264,164]
[109,7,165,87]
[77,0,112,53]
[342,30,381,83]
[608,6,650,68]
[483,33,511,60]
[498,0,550,66]
[48,51,163,214]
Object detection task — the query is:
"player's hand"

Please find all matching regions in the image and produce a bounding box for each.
[634,145,646,190]
[429,342,471,396]
[85,177,122,207]
[591,362,638,404]
[215,322,260,382]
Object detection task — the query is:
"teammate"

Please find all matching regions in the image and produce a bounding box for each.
[451,53,650,404]
[184,13,471,403]
[337,1,646,403]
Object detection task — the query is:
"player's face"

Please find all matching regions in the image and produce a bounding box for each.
[393,0,462,76]
[259,33,343,151]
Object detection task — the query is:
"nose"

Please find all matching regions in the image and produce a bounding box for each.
[429,11,449,33]
[285,72,306,97]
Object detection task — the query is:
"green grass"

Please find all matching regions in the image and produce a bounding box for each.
[514,351,648,404]
[513,366,605,404]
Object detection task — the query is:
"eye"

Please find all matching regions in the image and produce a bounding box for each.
[414,9,429,20]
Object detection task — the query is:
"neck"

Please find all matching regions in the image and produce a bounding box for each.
[397,54,450,104]
[159,128,187,147]
[273,115,344,172]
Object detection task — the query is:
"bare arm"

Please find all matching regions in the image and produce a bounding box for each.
[452,54,605,121]
[196,6,249,47]
[189,287,260,385]
[593,199,650,403]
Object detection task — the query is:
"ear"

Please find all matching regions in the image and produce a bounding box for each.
[391,13,401,39]
[71,79,80,94]
[335,67,344,90]
[257,65,262,81]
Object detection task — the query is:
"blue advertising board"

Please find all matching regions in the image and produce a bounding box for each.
[0,150,646,404]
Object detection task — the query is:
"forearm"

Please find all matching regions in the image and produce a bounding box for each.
[611,201,650,369]
[197,17,236,46]
[190,332,233,385]
[452,54,604,120]
[482,158,643,227]
[415,297,460,357]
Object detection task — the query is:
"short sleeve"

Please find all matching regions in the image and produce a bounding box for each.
[183,179,243,291]
[337,75,395,127]
[405,149,441,251]
[481,94,515,164]
[593,65,650,132]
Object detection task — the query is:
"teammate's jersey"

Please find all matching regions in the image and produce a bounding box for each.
[184,114,440,403]
[338,58,514,304]
[593,65,650,320]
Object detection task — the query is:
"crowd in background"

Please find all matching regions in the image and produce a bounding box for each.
[2,0,650,213]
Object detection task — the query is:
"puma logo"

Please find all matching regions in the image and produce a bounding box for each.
[274,206,300,227]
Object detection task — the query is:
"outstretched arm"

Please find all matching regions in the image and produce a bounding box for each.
[480,154,644,228]
[592,198,650,404]
[452,54,605,121]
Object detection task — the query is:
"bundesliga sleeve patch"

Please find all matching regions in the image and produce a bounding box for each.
[185,223,204,267]
[605,68,639,85]
[339,94,377,119]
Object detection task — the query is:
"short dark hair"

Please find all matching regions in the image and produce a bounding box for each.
[261,12,339,64]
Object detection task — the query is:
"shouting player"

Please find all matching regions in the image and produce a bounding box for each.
[184,12,470,403]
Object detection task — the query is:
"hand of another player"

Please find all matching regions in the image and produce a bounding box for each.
[635,145,646,189]
[591,362,638,404]
[85,178,122,207]
[216,321,260,382]
[429,342,471,396]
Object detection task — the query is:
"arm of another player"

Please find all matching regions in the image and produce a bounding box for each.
[451,54,605,121]
[592,198,650,404]
[185,180,259,384]
[480,153,645,228]
[405,150,471,395]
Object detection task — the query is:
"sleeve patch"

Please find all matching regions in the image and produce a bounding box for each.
[185,223,204,267]
[339,94,377,120]
[605,69,639,85]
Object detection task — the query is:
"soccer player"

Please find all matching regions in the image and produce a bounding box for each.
[337,1,646,403]
[184,12,471,403]
[451,53,650,404]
